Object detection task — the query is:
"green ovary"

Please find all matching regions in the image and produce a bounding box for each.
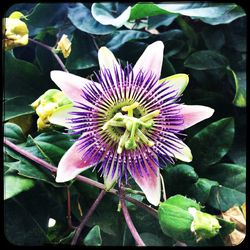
[102,101,160,154]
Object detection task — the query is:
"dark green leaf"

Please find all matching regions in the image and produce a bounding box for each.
[188,117,235,167]
[26,3,68,28]
[184,50,229,70]
[207,186,245,211]
[187,178,219,204]
[201,27,225,50]
[148,14,178,29]
[140,232,165,246]
[4,122,26,144]
[67,3,116,35]
[164,164,198,195]
[204,163,245,193]
[200,6,246,25]
[84,225,102,246]
[106,30,150,51]
[4,51,45,99]
[158,3,236,18]
[66,31,98,70]
[4,96,35,121]
[217,218,235,238]
[4,175,35,200]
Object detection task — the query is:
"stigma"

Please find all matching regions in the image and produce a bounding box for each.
[102,102,160,154]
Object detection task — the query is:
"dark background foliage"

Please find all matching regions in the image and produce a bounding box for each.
[3,3,246,246]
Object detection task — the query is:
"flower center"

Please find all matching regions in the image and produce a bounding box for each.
[102,102,160,154]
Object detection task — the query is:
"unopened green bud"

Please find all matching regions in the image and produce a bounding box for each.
[188,207,221,241]
[54,34,71,58]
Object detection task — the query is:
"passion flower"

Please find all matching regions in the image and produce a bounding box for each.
[50,41,214,206]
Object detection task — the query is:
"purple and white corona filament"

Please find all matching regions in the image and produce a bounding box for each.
[50,41,214,206]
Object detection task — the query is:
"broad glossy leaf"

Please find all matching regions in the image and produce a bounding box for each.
[201,27,225,50]
[200,6,246,25]
[4,96,35,121]
[164,164,198,195]
[4,122,26,144]
[139,232,165,246]
[217,218,235,238]
[187,178,219,204]
[106,30,150,51]
[91,3,131,28]
[148,14,178,29]
[204,163,246,193]
[26,3,69,28]
[188,117,235,167]
[67,3,116,35]
[65,31,98,70]
[84,225,102,246]
[158,3,236,18]
[4,186,51,245]
[4,51,45,99]
[129,3,171,20]
[4,175,35,200]
[184,50,229,70]
[207,186,245,211]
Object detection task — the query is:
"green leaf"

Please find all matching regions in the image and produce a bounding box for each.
[91,3,131,28]
[67,3,116,35]
[4,96,35,121]
[106,30,150,51]
[65,31,98,70]
[164,164,199,195]
[139,232,165,246]
[204,163,246,193]
[200,6,246,25]
[26,3,68,28]
[184,50,229,70]
[188,117,235,167]
[227,68,246,107]
[84,225,102,246]
[201,27,225,50]
[4,175,35,200]
[148,14,178,29]
[187,178,219,204]
[4,187,50,245]
[217,218,235,238]
[158,3,236,18]
[4,122,26,144]
[129,3,171,20]
[207,186,245,211]
[4,51,45,99]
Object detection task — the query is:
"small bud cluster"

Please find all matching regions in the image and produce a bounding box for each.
[31,89,72,131]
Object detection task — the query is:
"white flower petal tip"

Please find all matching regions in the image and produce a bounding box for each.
[176,145,193,163]
[50,70,91,103]
[98,46,118,69]
[133,41,164,79]
[160,73,189,96]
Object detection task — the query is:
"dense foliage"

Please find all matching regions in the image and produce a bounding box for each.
[4,3,246,246]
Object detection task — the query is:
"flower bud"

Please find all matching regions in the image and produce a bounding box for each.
[189,207,221,241]
[3,11,29,50]
[55,34,71,58]
[31,89,72,131]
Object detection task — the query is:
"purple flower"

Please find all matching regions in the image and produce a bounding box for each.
[50,41,214,206]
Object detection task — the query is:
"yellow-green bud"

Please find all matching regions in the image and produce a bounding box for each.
[54,34,71,58]
[188,207,221,241]
[3,11,29,50]
[31,89,72,131]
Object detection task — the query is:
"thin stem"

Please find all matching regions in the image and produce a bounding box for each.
[29,38,68,72]
[71,190,106,245]
[67,187,77,230]
[119,187,145,246]
[3,138,157,218]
